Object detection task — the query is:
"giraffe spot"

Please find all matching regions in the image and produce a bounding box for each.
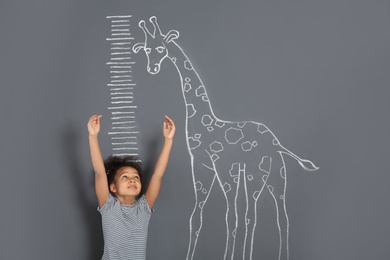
[259,156,272,174]
[171,57,177,63]
[215,120,225,128]
[184,83,192,92]
[185,77,191,82]
[225,127,244,144]
[207,126,214,132]
[229,163,240,177]
[195,231,199,236]
[195,85,206,97]
[199,201,205,208]
[280,195,284,200]
[223,182,231,193]
[280,166,286,179]
[202,188,208,194]
[195,181,203,191]
[186,104,196,118]
[252,141,258,147]
[232,229,236,237]
[241,141,253,152]
[237,122,246,128]
[188,137,201,150]
[234,177,239,183]
[201,114,213,126]
[210,141,223,153]
[246,219,250,225]
[257,124,270,134]
[253,191,260,200]
[184,60,193,70]
[262,175,268,182]
[272,138,280,146]
[267,185,274,193]
[202,96,209,102]
[194,133,201,139]
[247,175,253,181]
[211,154,219,162]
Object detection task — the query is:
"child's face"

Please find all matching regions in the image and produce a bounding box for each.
[110,166,142,198]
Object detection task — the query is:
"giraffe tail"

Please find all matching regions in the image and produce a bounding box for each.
[279,146,319,171]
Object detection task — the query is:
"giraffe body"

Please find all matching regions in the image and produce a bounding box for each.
[133,16,318,260]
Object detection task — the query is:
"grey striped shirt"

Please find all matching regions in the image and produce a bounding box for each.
[98,194,152,260]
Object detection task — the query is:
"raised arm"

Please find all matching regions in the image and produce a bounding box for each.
[145,115,176,209]
[88,115,109,207]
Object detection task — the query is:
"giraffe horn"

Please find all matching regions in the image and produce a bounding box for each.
[149,16,164,38]
[139,20,153,38]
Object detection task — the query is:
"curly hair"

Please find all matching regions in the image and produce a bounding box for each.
[104,155,143,197]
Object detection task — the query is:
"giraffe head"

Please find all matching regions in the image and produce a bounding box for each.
[133,16,179,74]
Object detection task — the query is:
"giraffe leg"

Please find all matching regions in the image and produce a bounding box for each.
[220,163,244,260]
[186,162,216,260]
[243,156,271,260]
[267,165,289,260]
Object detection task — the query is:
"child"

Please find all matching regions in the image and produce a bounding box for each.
[87,114,175,260]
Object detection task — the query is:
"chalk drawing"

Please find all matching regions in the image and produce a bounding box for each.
[106,15,139,157]
[133,16,319,260]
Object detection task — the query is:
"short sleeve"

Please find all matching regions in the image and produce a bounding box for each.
[97,194,116,214]
[139,195,153,214]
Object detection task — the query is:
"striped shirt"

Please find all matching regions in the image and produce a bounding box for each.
[98,194,152,260]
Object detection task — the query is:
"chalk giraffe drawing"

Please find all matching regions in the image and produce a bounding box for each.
[133,16,319,260]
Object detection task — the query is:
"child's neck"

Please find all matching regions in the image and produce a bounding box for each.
[116,195,136,205]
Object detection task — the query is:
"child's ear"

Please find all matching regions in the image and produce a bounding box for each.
[110,183,117,193]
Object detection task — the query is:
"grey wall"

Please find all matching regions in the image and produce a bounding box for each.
[1,1,389,260]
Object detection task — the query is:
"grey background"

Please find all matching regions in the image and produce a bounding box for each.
[1,0,389,260]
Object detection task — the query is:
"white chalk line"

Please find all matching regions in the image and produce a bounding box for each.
[111,42,132,46]
[111,79,133,82]
[111,111,134,115]
[112,142,138,145]
[111,24,131,28]
[113,147,139,151]
[111,116,135,120]
[106,37,134,41]
[112,33,132,36]
[112,120,135,125]
[111,96,133,100]
[110,66,132,69]
[111,29,130,32]
[110,87,133,90]
[108,106,137,110]
[110,92,133,95]
[107,61,135,64]
[106,15,132,19]
[111,57,132,61]
[111,52,132,55]
[111,20,130,23]
[111,101,133,105]
[111,75,132,79]
[108,131,139,135]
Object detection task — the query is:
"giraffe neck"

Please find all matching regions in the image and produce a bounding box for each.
[166,41,217,126]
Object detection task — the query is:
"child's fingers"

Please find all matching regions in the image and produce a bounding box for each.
[164,115,175,126]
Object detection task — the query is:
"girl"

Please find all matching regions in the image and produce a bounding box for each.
[87,114,175,260]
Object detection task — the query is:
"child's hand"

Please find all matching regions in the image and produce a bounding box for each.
[163,115,176,140]
[88,115,102,137]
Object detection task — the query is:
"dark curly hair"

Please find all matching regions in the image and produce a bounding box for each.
[104,155,143,197]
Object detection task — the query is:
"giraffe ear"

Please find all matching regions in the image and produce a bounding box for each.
[164,30,180,43]
[132,42,145,53]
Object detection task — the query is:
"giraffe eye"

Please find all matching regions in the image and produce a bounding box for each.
[145,48,151,54]
[156,46,165,53]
